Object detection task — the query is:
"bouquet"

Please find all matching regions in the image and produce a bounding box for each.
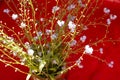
[0,0,119,80]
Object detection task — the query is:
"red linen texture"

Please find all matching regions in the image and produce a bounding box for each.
[0,0,120,80]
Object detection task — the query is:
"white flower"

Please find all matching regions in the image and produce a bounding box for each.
[80,35,87,43]
[25,42,30,49]
[67,4,75,10]
[34,36,38,40]
[110,14,117,20]
[68,21,76,29]
[76,59,83,68]
[20,62,25,65]
[57,20,65,27]
[70,28,76,33]
[68,15,76,21]
[68,21,76,32]
[51,34,57,40]
[70,40,77,47]
[62,66,66,70]
[20,22,26,28]
[103,7,110,14]
[37,31,42,36]
[46,29,52,35]
[13,52,17,56]
[108,61,114,68]
[3,9,10,14]
[40,18,44,21]
[27,49,34,56]
[84,45,93,54]
[52,60,57,64]
[12,14,18,20]
[99,48,103,54]
[107,18,111,25]
[52,6,60,13]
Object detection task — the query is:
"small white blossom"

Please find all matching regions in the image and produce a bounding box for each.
[3,9,10,14]
[68,21,76,29]
[57,20,65,27]
[52,6,60,13]
[34,36,38,40]
[108,61,114,68]
[15,68,18,72]
[67,15,76,21]
[5,64,10,67]
[37,31,42,36]
[84,45,93,54]
[25,42,30,49]
[103,7,110,14]
[40,18,44,21]
[46,29,52,35]
[68,21,76,32]
[99,48,103,54]
[27,49,34,56]
[20,22,26,28]
[70,40,77,47]
[76,59,83,68]
[67,4,75,10]
[62,66,66,70]
[12,14,18,20]
[70,28,76,33]
[51,34,57,40]
[21,62,25,65]
[13,52,17,56]
[110,14,117,20]
[52,60,57,64]
[80,35,87,43]
[107,18,111,25]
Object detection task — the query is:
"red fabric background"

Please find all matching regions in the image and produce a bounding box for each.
[0,0,120,80]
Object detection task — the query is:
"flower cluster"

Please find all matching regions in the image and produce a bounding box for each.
[0,0,119,80]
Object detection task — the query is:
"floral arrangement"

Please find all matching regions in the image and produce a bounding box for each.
[0,0,119,80]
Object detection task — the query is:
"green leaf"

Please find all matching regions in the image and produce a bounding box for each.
[49,75,55,80]
[49,68,56,72]
[39,60,46,73]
